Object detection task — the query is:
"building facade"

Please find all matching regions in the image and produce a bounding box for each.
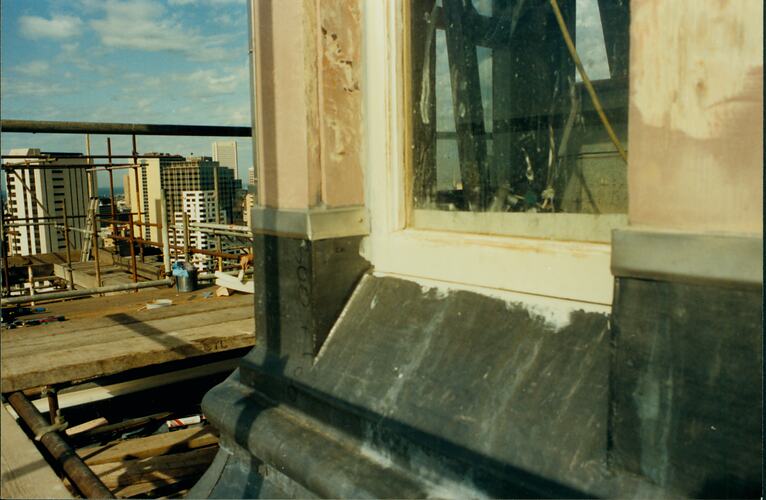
[170,190,220,271]
[161,157,236,226]
[212,141,239,180]
[127,155,237,255]
[193,1,762,499]
[4,149,89,256]
[243,167,257,226]
[126,153,185,241]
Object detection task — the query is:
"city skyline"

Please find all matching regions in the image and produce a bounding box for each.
[0,0,254,187]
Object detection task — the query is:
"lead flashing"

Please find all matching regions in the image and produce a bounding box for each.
[250,206,370,240]
[611,228,763,288]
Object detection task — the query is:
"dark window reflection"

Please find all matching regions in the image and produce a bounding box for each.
[410,0,629,215]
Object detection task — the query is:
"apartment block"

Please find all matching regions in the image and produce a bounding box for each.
[161,157,236,225]
[170,190,221,271]
[4,148,89,256]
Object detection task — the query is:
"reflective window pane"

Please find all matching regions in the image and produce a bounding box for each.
[409,0,630,239]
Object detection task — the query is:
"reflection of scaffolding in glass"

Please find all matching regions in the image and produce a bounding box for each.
[412,0,630,214]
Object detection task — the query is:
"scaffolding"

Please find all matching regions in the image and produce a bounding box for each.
[1,120,254,303]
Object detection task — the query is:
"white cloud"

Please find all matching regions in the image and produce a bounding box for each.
[89,0,242,61]
[183,69,242,95]
[57,42,114,75]
[19,15,83,40]
[0,77,70,97]
[115,65,248,115]
[576,0,610,80]
[15,61,50,77]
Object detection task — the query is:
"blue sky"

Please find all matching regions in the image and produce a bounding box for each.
[1,0,253,187]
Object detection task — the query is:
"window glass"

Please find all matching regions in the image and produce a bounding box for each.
[408,0,629,241]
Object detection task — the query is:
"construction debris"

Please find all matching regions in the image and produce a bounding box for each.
[214,270,254,294]
[65,417,109,437]
[166,414,205,429]
[88,447,218,498]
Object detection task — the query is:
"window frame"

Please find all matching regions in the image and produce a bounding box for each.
[362,0,615,307]
[405,0,628,242]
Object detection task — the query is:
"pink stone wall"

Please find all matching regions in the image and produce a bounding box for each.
[628,0,763,235]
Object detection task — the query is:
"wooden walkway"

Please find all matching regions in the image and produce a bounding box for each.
[1,286,255,393]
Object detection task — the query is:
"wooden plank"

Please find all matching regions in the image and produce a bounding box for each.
[66,416,109,436]
[79,412,172,439]
[26,358,241,414]
[78,427,219,465]
[90,447,218,498]
[214,271,254,293]
[2,291,252,341]
[117,476,199,499]
[1,304,253,360]
[1,315,254,392]
[1,405,72,499]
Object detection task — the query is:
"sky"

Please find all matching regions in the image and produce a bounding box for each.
[1,0,253,188]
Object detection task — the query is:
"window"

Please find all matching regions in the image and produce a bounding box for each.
[407,0,629,242]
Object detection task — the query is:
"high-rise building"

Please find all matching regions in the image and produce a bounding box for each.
[243,166,257,226]
[127,154,237,246]
[4,149,89,256]
[162,157,236,225]
[243,189,257,227]
[212,141,239,180]
[127,153,185,241]
[170,190,221,271]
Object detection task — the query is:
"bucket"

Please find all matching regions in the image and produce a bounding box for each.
[172,261,198,293]
[176,270,198,292]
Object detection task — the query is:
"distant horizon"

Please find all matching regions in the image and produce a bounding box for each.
[98,186,124,197]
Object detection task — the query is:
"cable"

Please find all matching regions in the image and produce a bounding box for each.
[549,0,628,163]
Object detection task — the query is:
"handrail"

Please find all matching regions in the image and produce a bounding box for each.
[1,119,251,137]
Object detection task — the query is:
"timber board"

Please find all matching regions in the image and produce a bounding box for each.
[2,288,255,393]
[1,404,73,499]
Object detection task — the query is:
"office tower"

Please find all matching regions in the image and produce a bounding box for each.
[170,190,221,271]
[161,157,236,226]
[4,148,89,256]
[126,153,185,241]
[247,166,256,187]
[212,141,239,180]
[127,154,237,245]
